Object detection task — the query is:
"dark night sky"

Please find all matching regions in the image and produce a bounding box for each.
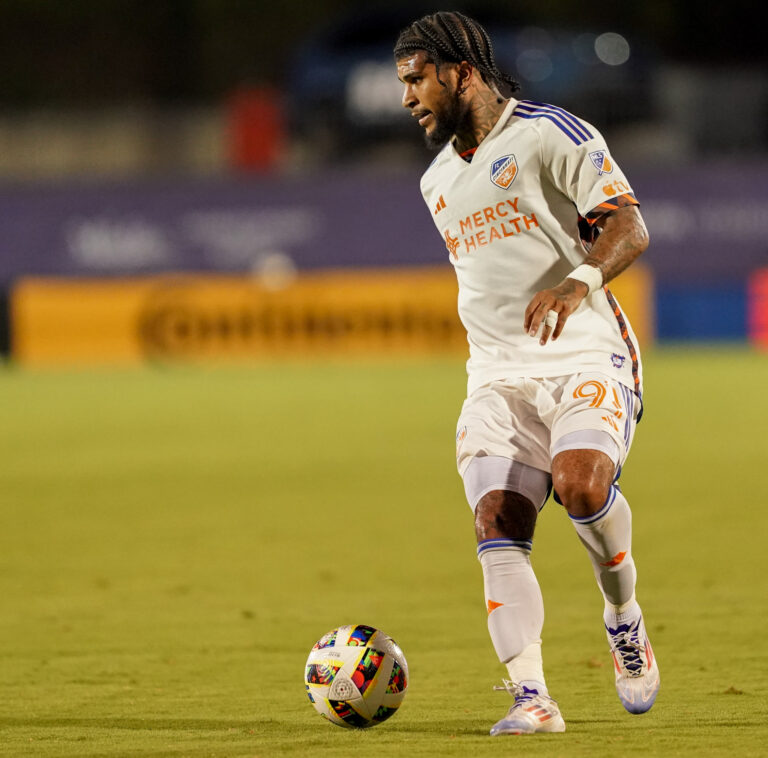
[0,0,760,107]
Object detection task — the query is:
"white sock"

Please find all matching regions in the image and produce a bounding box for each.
[603,595,642,630]
[506,642,548,696]
[569,486,640,624]
[478,539,547,693]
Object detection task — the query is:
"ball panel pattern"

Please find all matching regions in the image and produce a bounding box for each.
[304,624,408,729]
[386,660,407,693]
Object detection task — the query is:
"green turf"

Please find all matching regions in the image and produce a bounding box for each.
[1,347,766,756]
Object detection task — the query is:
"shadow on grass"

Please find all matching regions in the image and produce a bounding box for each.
[0,716,486,738]
[0,717,260,731]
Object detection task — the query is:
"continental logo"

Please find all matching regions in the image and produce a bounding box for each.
[137,273,466,359]
[11,266,652,366]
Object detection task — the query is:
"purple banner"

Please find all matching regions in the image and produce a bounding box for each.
[629,162,768,283]
[0,162,765,284]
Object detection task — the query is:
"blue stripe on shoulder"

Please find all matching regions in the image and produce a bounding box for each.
[521,100,593,141]
[514,100,593,145]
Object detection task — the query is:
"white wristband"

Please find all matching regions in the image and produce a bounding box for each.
[567,264,603,295]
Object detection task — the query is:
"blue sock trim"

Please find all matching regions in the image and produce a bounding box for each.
[568,485,618,525]
[477,537,533,558]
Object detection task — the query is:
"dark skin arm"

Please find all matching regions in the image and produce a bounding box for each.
[524,204,650,345]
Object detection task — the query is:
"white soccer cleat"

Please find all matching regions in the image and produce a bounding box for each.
[606,615,660,714]
[489,680,566,735]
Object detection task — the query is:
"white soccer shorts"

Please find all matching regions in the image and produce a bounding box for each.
[456,372,640,510]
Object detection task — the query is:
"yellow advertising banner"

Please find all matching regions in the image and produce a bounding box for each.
[11,265,652,366]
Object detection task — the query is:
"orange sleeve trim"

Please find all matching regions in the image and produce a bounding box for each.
[585,192,639,225]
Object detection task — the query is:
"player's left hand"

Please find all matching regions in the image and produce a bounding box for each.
[524,278,589,345]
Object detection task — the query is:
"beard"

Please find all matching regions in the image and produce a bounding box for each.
[424,88,464,150]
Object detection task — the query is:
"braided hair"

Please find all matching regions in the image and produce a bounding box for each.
[393,11,519,94]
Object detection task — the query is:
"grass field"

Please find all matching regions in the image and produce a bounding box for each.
[1,346,766,757]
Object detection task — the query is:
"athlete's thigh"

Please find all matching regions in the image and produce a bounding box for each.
[456,380,552,513]
[550,372,640,471]
[456,380,552,476]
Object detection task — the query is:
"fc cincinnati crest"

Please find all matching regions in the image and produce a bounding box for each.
[589,150,614,176]
[490,155,518,189]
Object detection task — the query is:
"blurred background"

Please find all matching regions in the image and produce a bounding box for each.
[1,7,766,752]
[0,0,766,362]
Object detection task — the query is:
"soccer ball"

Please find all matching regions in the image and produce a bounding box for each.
[304,624,409,728]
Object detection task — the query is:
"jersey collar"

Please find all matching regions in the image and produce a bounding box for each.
[449,98,519,164]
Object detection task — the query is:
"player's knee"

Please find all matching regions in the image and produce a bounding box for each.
[474,490,537,542]
[553,472,610,518]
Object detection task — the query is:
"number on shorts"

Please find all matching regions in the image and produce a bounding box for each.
[573,379,624,416]
[573,380,607,408]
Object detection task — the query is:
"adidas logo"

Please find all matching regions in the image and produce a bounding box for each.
[434,194,446,215]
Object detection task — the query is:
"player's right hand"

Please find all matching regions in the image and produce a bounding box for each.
[524,278,589,346]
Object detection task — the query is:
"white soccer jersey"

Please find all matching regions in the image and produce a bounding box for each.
[421,98,643,397]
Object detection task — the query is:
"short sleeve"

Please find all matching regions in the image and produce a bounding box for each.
[532,103,639,227]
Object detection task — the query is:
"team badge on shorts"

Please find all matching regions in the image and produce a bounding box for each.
[611,353,626,368]
[589,150,614,175]
[490,155,518,189]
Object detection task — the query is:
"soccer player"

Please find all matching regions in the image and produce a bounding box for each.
[394,12,660,735]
